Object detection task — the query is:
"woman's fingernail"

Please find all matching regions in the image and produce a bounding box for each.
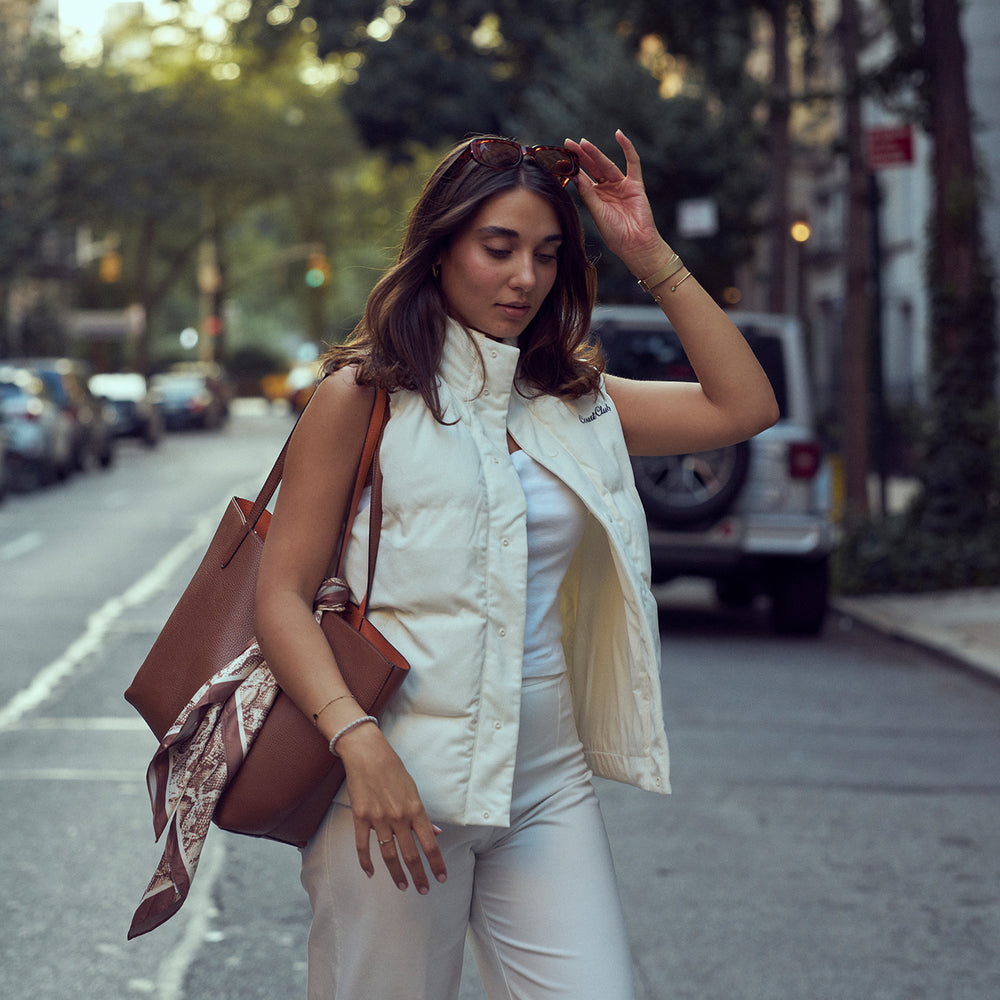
[418,885,429,895]
[432,825,443,835]
[437,873,448,883]
[397,881,408,891]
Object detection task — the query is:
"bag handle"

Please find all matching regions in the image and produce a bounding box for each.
[221,385,389,573]
[335,389,389,619]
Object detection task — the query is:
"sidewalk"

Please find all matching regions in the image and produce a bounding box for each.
[831,474,1000,684]
[833,587,1000,683]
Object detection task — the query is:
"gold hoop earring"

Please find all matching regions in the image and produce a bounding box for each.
[431,263,440,279]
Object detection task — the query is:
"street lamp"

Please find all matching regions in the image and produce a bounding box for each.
[790,216,813,378]
[790,219,812,244]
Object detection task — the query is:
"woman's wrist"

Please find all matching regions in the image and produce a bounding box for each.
[330,717,382,760]
[626,240,675,285]
[329,715,379,757]
[636,253,684,293]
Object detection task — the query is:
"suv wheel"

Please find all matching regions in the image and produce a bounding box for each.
[631,441,750,526]
[767,555,829,636]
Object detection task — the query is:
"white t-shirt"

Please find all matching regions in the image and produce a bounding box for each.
[510,448,587,679]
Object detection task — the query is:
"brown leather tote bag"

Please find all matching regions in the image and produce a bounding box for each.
[125,387,408,847]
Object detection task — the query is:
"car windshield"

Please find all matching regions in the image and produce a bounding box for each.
[91,373,146,400]
[596,320,789,418]
[151,376,204,395]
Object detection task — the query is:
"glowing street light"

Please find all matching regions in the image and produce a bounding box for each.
[790,219,812,243]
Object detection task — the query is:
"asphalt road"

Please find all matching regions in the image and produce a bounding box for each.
[1,403,998,1000]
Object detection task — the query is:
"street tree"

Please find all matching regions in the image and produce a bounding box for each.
[49,8,373,370]
[913,0,997,544]
[871,0,998,551]
[232,0,776,299]
[0,28,66,355]
[837,0,999,589]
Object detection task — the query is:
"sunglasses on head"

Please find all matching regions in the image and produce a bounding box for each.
[450,138,580,187]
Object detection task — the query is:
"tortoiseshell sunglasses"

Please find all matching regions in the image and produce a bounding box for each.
[449,138,580,187]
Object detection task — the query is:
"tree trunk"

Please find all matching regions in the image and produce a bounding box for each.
[839,0,872,515]
[767,0,791,315]
[919,0,998,537]
[134,215,157,377]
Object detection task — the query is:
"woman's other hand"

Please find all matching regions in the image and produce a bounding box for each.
[335,722,448,894]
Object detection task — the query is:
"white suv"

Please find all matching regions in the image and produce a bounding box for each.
[593,306,835,635]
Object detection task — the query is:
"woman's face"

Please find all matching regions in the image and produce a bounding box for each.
[438,187,562,341]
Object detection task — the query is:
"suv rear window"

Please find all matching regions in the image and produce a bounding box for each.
[594,318,789,418]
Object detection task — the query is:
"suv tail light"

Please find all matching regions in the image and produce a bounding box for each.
[788,441,822,480]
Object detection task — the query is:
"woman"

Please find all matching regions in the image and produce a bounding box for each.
[255,130,778,999]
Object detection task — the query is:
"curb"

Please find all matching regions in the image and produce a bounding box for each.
[832,594,1000,684]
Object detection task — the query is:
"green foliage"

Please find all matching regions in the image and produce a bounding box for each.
[500,9,769,300]
[236,0,774,298]
[225,343,288,378]
[919,268,999,536]
[834,506,1000,594]
[0,31,64,280]
[834,392,1000,594]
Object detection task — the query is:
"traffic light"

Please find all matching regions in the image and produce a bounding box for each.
[305,252,331,287]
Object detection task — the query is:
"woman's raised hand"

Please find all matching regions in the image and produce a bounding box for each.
[565,131,671,279]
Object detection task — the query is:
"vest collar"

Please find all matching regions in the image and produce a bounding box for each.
[439,317,521,404]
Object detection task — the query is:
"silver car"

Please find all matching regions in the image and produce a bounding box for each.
[593,307,835,635]
[0,366,75,489]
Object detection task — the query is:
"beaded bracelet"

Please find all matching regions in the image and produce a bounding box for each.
[328,715,379,757]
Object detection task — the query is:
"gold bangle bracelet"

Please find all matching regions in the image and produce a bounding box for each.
[637,253,684,294]
[670,270,694,293]
[312,694,351,727]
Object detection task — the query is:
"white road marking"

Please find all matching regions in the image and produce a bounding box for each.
[0,509,216,732]
[0,768,138,781]
[11,715,150,731]
[0,530,44,562]
[155,835,227,1000]
[1,497,238,995]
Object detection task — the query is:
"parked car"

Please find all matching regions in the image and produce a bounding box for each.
[592,306,835,635]
[0,421,9,502]
[285,359,322,413]
[165,361,232,420]
[150,372,227,430]
[0,365,75,489]
[89,372,164,446]
[22,358,116,470]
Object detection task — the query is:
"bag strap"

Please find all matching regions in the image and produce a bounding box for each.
[221,384,389,571]
[335,389,389,619]
[337,387,387,572]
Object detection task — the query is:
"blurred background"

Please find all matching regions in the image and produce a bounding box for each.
[0,0,998,594]
[2,7,999,999]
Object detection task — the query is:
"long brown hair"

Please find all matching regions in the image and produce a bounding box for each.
[323,137,602,422]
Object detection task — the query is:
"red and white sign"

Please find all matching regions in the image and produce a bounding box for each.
[866,124,914,169]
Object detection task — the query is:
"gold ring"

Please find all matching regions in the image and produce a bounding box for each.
[377,837,393,846]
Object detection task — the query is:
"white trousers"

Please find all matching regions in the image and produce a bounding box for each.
[300,673,636,1000]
